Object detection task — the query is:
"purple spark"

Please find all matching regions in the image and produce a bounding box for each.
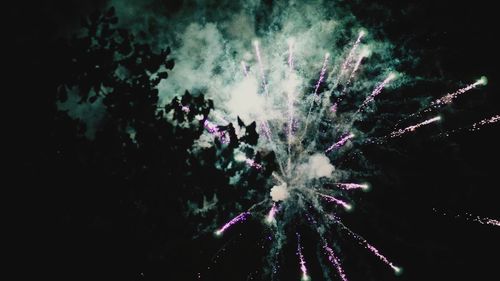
[390,116,441,138]
[266,203,278,223]
[215,212,251,236]
[325,133,355,153]
[323,241,348,281]
[296,233,310,280]
[313,53,330,97]
[357,73,395,113]
[318,193,352,211]
[334,183,369,191]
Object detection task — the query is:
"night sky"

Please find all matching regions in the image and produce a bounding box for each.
[10,1,499,281]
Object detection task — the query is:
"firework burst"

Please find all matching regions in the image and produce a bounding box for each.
[193,25,500,279]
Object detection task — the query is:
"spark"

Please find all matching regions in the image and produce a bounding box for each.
[431,78,486,107]
[325,133,355,153]
[347,49,368,82]
[302,53,332,135]
[203,119,219,134]
[389,116,441,138]
[266,203,278,224]
[235,152,263,170]
[245,158,263,170]
[339,30,365,80]
[397,77,488,127]
[214,212,251,236]
[433,208,500,227]
[323,241,348,281]
[331,47,370,112]
[203,119,229,143]
[435,114,499,138]
[332,183,370,191]
[314,53,330,97]
[357,73,396,113]
[469,115,499,132]
[318,192,353,211]
[328,215,402,274]
[297,233,310,281]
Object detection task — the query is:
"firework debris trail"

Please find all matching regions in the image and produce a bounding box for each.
[296,233,310,281]
[328,215,402,274]
[266,203,278,224]
[436,114,500,138]
[433,208,500,227]
[328,31,366,110]
[317,192,352,211]
[214,212,251,236]
[300,31,366,145]
[323,241,349,281]
[325,133,355,153]
[389,116,442,138]
[214,200,269,236]
[356,73,396,115]
[394,77,488,128]
[331,183,370,191]
[302,52,331,139]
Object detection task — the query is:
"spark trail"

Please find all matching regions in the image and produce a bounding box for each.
[318,192,353,211]
[433,208,500,227]
[395,77,488,127]
[331,183,370,191]
[302,53,331,135]
[357,73,396,114]
[328,215,402,274]
[296,233,310,281]
[389,116,441,138]
[323,241,349,281]
[431,77,487,107]
[325,133,355,153]
[314,53,330,97]
[339,30,365,81]
[469,115,500,132]
[437,114,500,138]
[215,212,251,236]
[328,32,368,117]
[266,203,278,224]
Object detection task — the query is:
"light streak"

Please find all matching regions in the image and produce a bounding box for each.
[215,212,251,236]
[325,133,355,153]
[390,116,441,138]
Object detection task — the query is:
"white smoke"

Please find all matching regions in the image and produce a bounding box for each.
[298,153,335,180]
[270,182,290,202]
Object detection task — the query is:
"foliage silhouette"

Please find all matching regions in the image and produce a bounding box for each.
[46,7,277,281]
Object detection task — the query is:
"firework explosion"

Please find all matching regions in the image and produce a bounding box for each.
[202,32,407,279]
[43,1,499,280]
[188,26,496,280]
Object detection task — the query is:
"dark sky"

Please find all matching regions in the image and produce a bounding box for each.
[9,1,499,281]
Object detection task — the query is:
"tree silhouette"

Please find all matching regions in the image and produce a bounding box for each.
[39,7,276,281]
